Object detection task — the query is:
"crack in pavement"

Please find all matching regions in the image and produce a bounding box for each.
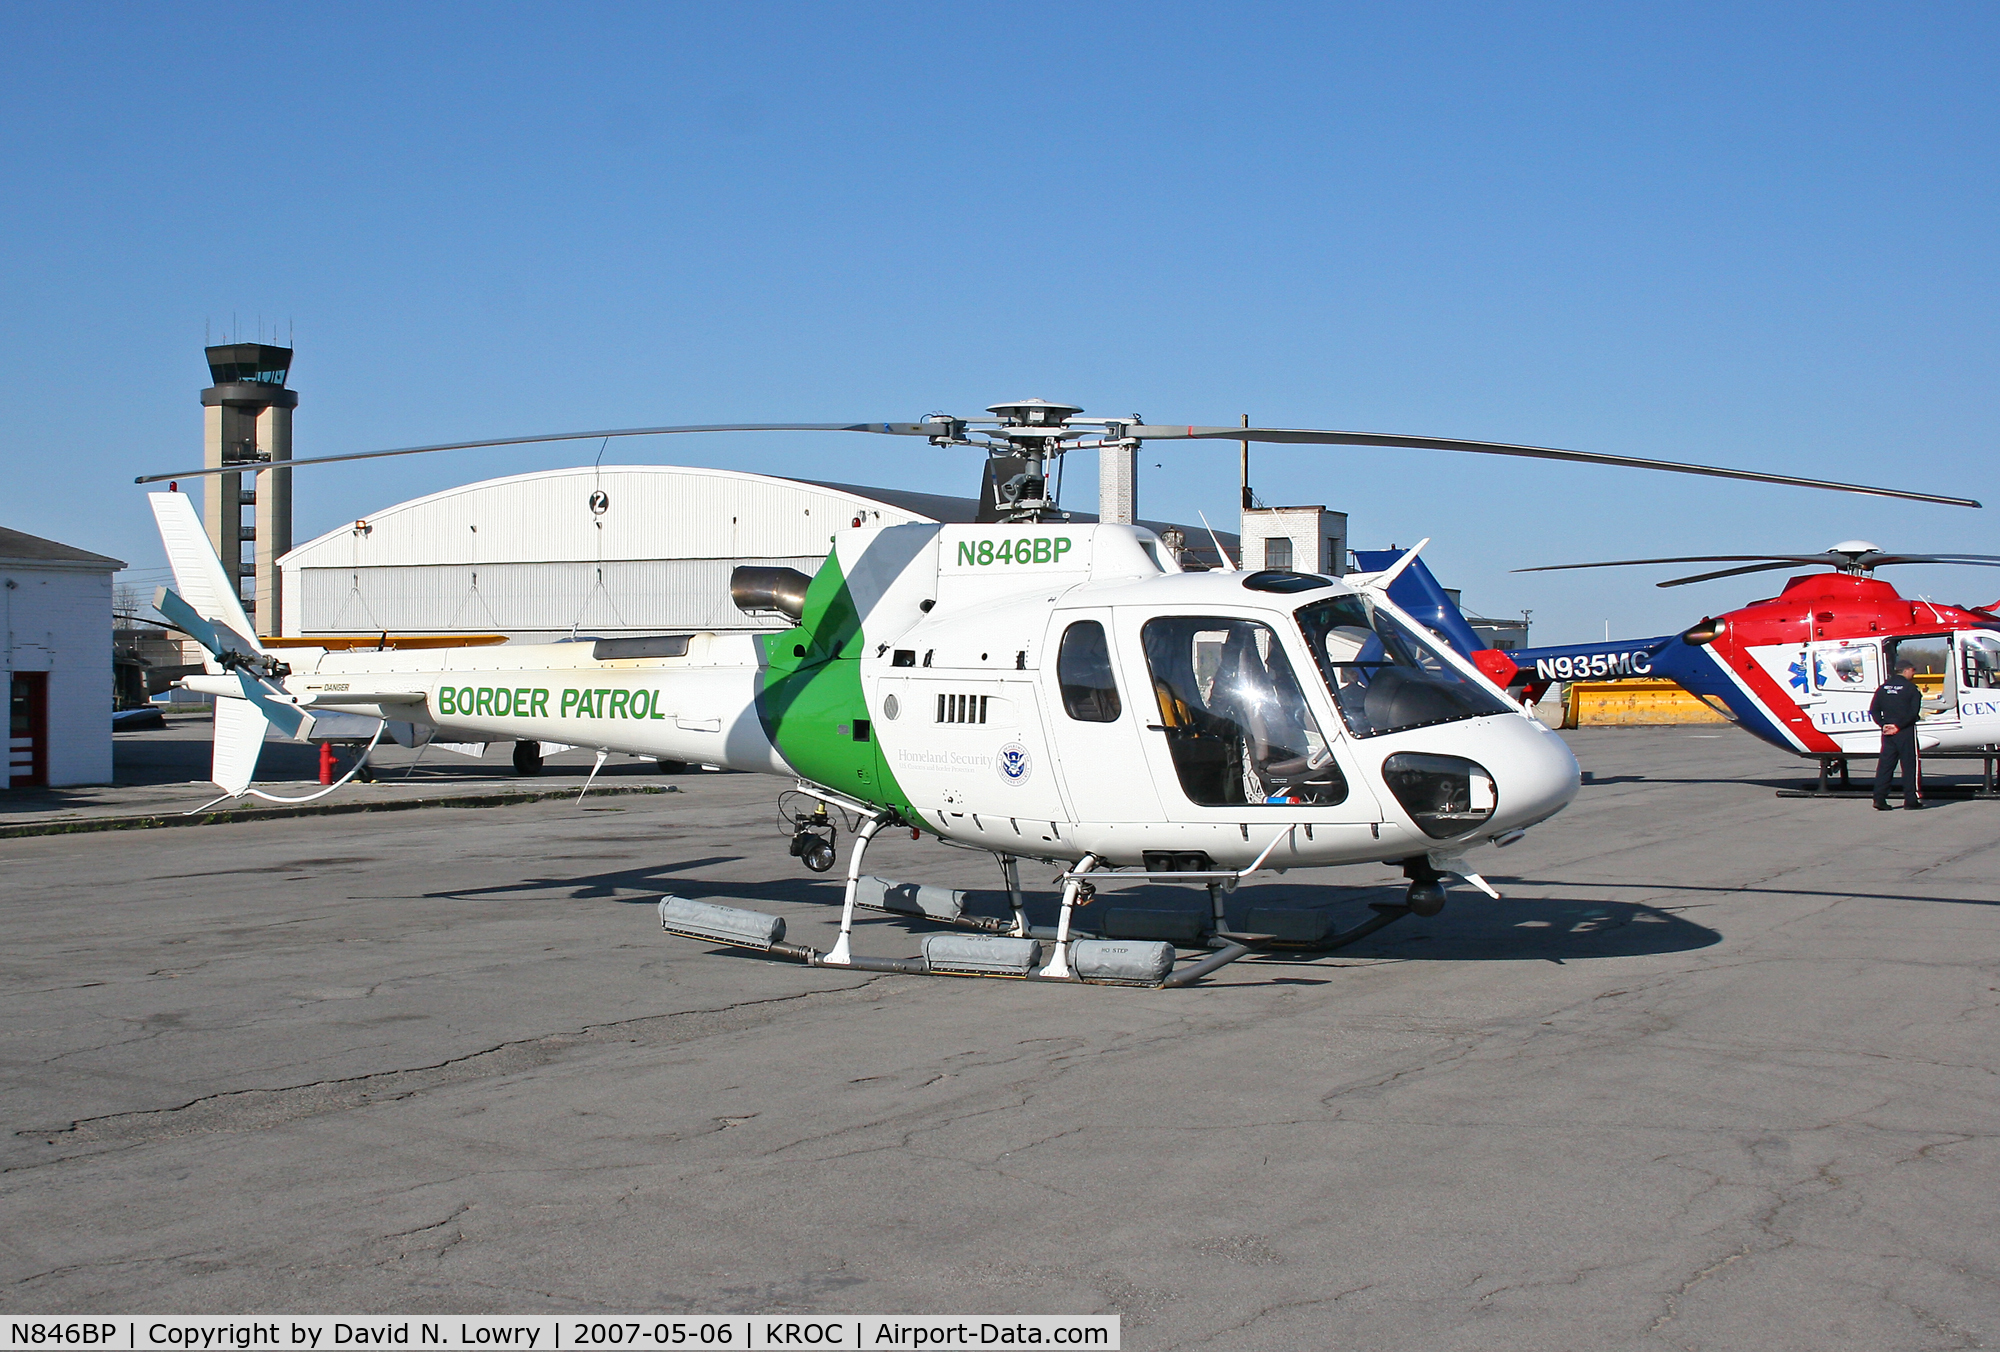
[8,980,885,1166]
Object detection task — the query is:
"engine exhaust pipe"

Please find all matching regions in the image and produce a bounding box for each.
[1680,616,1726,646]
[730,566,812,622]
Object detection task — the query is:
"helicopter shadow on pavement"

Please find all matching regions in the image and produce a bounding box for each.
[420,865,1722,964]
[985,879,1722,964]
[419,856,847,907]
[1329,891,1722,962]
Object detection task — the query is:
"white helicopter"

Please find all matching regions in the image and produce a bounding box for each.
[142,400,1976,987]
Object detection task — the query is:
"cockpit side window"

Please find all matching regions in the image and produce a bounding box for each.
[1138,615,1347,806]
[1057,620,1122,722]
[1298,594,1513,737]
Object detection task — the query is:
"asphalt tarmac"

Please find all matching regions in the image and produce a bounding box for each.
[3,728,1995,1349]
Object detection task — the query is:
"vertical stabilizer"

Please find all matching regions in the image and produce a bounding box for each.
[211,697,270,795]
[1351,545,1486,658]
[150,491,262,652]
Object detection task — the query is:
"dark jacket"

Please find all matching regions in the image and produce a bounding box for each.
[1871,676,1923,728]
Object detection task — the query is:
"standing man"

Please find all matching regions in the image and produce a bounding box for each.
[1871,658,1925,811]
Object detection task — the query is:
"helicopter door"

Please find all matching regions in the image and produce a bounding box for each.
[1886,635,1957,729]
[1041,613,1163,823]
[1128,611,1380,826]
[1955,633,2000,737]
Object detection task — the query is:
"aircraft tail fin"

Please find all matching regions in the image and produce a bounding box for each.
[149,490,263,659]
[149,491,313,794]
[1350,543,1487,658]
[211,696,271,796]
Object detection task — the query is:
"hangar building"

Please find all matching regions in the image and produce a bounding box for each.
[278,465,1236,642]
[4,526,123,788]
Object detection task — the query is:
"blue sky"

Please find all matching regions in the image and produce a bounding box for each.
[3,3,1994,643]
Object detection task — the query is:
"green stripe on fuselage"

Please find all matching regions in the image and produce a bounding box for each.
[754,549,914,819]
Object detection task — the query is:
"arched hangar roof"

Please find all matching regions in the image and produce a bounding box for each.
[279,464,935,570]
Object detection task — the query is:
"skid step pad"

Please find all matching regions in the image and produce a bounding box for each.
[659,896,786,951]
[1070,939,1177,987]
[856,875,967,923]
[922,933,1039,977]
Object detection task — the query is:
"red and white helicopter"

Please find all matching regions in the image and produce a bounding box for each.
[1475,544,2000,786]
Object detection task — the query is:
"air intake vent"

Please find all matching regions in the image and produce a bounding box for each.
[592,635,690,660]
[936,693,989,724]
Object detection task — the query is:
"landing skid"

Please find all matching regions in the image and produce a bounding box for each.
[657,812,1432,987]
[659,891,1420,988]
[1776,751,2000,800]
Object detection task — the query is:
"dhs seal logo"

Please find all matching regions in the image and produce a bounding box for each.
[996,741,1032,784]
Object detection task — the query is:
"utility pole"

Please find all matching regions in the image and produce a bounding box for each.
[1239,414,1252,511]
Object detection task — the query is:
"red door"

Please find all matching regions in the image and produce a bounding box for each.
[8,672,46,789]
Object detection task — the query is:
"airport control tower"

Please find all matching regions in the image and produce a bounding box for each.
[200,343,295,635]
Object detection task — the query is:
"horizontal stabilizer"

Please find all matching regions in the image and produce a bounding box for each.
[299,691,429,706]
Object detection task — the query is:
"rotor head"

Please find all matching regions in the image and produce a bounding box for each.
[972,400,1090,519]
[1827,540,1887,571]
[986,398,1084,428]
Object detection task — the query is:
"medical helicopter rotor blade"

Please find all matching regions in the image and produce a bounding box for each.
[1514,551,2000,587]
[1513,553,1840,573]
[132,421,943,484]
[1119,425,1980,507]
[1653,557,2000,587]
[1653,562,1822,588]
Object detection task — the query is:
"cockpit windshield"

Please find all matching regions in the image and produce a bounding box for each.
[1297,594,1514,737]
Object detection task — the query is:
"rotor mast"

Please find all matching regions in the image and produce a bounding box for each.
[982,398,1084,522]
[917,398,1143,524]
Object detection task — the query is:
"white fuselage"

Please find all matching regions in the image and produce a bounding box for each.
[234,524,1583,873]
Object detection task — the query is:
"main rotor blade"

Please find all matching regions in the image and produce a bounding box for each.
[1656,562,1806,588]
[133,421,936,484]
[1659,557,2000,585]
[1516,552,2000,576]
[1514,554,1837,573]
[1123,426,1981,508]
[135,414,1986,509]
